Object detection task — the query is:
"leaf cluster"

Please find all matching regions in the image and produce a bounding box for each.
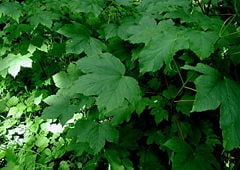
[0,0,240,169]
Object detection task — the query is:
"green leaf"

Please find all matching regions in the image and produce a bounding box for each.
[127,16,157,44]
[176,95,194,116]
[186,30,219,60]
[0,2,22,22]
[103,24,118,40]
[183,63,240,150]
[6,96,19,107]
[0,53,32,78]
[36,136,49,151]
[139,151,165,170]
[72,53,141,112]
[139,20,188,73]
[68,120,119,153]
[105,104,135,125]
[28,11,60,28]
[105,146,135,169]
[67,0,105,17]
[53,64,81,89]
[42,94,80,125]
[148,96,168,124]
[57,23,106,55]
[164,137,219,170]
[59,161,70,170]
[134,18,218,73]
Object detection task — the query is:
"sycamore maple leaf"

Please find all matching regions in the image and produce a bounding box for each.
[0,2,22,22]
[68,120,119,153]
[164,137,220,170]
[71,53,141,112]
[27,10,60,28]
[67,0,105,17]
[127,18,218,73]
[183,63,240,150]
[57,23,106,55]
[0,53,32,78]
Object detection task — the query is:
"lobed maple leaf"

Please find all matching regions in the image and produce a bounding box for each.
[68,120,119,153]
[183,63,240,150]
[71,53,141,112]
[57,23,106,55]
[0,53,32,78]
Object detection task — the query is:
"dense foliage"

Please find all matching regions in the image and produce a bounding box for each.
[0,0,240,169]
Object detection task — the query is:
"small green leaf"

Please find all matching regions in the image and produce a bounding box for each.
[36,136,49,151]
[7,96,19,107]
[0,53,32,78]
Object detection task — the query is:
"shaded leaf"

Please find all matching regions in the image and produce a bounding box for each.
[42,95,82,125]
[58,23,106,55]
[68,120,119,153]
[183,63,240,150]
[164,137,219,170]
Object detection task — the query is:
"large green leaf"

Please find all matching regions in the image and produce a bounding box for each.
[68,120,119,153]
[57,23,106,55]
[139,22,188,73]
[183,63,240,150]
[71,53,141,112]
[0,53,32,78]
[129,16,219,73]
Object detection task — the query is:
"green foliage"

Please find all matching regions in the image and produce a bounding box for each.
[1,0,240,169]
[71,53,141,112]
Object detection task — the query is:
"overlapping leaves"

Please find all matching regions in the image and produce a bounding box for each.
[68,120,119,153]
[57,22,106,55]
[125,18,219,73]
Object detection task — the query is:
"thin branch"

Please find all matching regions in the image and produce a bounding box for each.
[175,116,185,141]
[197,0,206,14]
[206,0,212,16]
[174,99,195,103]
